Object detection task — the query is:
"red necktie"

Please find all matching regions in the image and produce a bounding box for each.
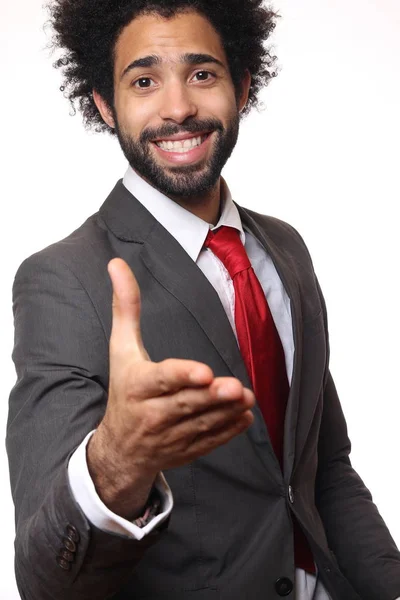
[204,226,315,574]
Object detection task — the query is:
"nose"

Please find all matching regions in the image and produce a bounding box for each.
[158,81,198,123]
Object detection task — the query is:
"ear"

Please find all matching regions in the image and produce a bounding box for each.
[238,69,251,112]
[93,89,116,129]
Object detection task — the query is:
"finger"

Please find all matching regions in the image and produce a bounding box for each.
[108,258,149,360]
[208,377,249,401]
[161,382,254,421]
[186,411,254,458]
[127,358,214,400]
[167,398,252,438]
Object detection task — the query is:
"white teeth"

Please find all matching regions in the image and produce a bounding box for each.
[156,135,206,152]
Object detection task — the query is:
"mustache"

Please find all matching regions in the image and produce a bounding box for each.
[140,118,224,144]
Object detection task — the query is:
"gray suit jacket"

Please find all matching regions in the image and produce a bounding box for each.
[7,181,400,600]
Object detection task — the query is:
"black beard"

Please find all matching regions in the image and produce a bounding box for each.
[113,114,240,200]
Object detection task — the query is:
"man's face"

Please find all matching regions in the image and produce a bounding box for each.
[102,11,249,199]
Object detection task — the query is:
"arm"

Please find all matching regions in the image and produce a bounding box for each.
[6,254,165,600]
[7,253,254,600]
[315,281,400,600]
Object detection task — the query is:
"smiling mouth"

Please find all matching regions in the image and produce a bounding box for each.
[152,133,212,153]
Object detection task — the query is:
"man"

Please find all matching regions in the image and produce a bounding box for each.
[6,0,400,599]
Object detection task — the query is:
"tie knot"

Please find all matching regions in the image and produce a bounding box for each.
[204,226,251,278]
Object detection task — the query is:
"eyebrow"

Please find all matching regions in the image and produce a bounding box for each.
[121,53,226,80]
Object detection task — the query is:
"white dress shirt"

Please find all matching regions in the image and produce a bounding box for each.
[68,166,333,599]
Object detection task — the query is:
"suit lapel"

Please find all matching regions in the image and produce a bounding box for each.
[139,222,252,389]
[100,181,251,389]
[235,204,303,480]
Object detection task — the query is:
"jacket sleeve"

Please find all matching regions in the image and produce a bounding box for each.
[6,252,166,600]
[315,279,400,600]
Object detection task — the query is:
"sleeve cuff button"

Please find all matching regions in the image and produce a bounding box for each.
[56,556,71,571]
[65,524,80,543]
[63,537,76,553]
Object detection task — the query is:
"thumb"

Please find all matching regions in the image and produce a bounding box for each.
[108,258,149,361]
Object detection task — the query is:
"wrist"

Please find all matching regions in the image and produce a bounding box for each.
[87,425,157,520]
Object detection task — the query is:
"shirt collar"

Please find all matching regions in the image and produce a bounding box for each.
[123,166,245,262]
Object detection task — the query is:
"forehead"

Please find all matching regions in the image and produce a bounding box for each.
[114,10,228,74]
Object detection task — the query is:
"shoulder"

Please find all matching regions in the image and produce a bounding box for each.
[14,211,112,291]
[238,204,314,264]
[243,206,306,241]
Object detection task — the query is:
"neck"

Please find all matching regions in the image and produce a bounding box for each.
[170,179,222,226]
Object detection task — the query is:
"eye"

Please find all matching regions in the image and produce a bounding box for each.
[193,71,215,83]
[133,77,155,89]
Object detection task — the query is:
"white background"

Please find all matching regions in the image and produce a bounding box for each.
[1,0,399,597]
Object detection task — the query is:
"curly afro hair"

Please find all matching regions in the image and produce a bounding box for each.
[48,0,279,134]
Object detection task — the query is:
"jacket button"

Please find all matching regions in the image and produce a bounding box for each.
[56,556,71,571]
[63,537,76,553]
[288,486,295,504]
[275,577,294,596]
[59,548,74,562]
[66,524,80,543]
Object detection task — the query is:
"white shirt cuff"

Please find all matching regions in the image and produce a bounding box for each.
[68,430,173,541]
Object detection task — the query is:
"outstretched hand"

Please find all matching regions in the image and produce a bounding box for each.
[87,258,255,519]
